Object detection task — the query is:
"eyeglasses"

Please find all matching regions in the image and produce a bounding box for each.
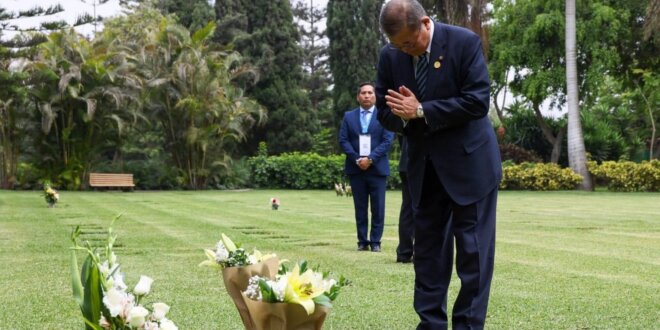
[388,24,424,51]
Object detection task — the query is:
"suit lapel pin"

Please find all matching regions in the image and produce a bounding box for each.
[434,56,443,69]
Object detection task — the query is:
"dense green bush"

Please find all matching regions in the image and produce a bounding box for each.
[499,143,543,163]
[248,153,401,190]
[588,160,660,192]
[14,162,45,190]
[500,161,583,190]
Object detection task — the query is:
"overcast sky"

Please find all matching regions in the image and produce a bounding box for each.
[0,0,125,41]
[1,0,333,42]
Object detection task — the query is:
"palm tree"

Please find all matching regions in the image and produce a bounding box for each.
[29,29,140,189]
[102,7,264,189]
[565,0,592,190]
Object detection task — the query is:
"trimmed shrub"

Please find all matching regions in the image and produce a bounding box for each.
[500,162,582,190]
[588,160,660,192]
[248,153,401,190]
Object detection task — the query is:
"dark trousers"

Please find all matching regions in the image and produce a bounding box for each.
[414,163,497,330]
[397,171,415,259]
[349,174,387,248]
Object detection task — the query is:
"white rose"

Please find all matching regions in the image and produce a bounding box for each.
[127,305,149,328]
[159,318,178,330]
[103,287,129,317]
[152,302,170,320]
[133,275,153,296]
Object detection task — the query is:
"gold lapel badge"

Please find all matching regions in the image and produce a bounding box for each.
[434,56,443,69]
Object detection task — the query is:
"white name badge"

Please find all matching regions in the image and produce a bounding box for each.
[359,134,371,156]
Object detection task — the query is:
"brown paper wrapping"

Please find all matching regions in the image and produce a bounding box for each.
[241,292,331,330]
[222,257,280,330]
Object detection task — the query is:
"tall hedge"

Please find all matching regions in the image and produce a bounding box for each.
[248,152,401,189]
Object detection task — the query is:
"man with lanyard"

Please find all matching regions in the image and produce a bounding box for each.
[339,82,395,252]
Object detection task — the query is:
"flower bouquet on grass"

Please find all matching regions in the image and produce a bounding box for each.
[200,233,278,330]
[70,216,178,330]
[44,183,59,207]
[241,261,349,330]
[271,198,280,210]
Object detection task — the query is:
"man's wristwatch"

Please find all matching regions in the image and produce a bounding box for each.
[416,104,424,118]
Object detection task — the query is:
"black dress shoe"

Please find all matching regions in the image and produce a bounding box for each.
[396,256,413,263]
[371,245,381,252]
[357,244,369,251]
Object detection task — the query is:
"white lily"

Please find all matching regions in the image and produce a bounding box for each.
[220,233,237,252]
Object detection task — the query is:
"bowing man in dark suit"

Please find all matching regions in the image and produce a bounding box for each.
[375,1,502,329]
[339,82,395,253]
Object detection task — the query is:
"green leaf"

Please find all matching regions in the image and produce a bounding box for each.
[258,279,278,303]
[70,248,84,307]
[313,294,332,309]
[81,256,103,329]
[191,22,215,44]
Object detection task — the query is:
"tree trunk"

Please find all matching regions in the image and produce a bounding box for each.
[565,0,593,190]
[532,103,561,164]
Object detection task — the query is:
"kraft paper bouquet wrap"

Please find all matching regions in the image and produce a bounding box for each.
[200,234,278,330]
[241,294,330,330]
[240,261,348,330]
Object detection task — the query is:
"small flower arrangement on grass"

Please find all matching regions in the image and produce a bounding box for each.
[200,233,279,329]
[271,197,280,210]
[241,261,349,329]
[70,216,178,330]
[44,183,59,207]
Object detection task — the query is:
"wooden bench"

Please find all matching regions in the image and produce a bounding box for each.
[89,173,135,191]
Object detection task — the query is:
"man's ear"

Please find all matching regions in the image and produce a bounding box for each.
[422,16,431,29]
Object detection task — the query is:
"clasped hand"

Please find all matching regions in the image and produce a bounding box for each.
[357,157,371,170]
[385,86,419,120]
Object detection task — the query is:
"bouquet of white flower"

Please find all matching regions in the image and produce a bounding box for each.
[241,261,349,330]
[70,216,178,330]
[200,233,278,330]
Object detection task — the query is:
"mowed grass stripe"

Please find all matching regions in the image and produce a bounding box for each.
[1,190,658,329]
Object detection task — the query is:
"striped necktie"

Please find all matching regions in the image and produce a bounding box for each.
[416,53,428,100]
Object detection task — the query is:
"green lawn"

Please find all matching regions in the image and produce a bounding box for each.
[0,190,658,329]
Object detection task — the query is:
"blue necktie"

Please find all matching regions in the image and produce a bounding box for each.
[360,110,370,134]
[416,53,428,100]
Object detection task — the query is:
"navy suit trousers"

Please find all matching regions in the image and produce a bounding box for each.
[414,161,497,330]
[349,174,387,248]
[397,172,415,259]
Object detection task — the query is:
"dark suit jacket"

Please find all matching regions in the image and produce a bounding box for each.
[339,108,394,176]
[376,22,502,206]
